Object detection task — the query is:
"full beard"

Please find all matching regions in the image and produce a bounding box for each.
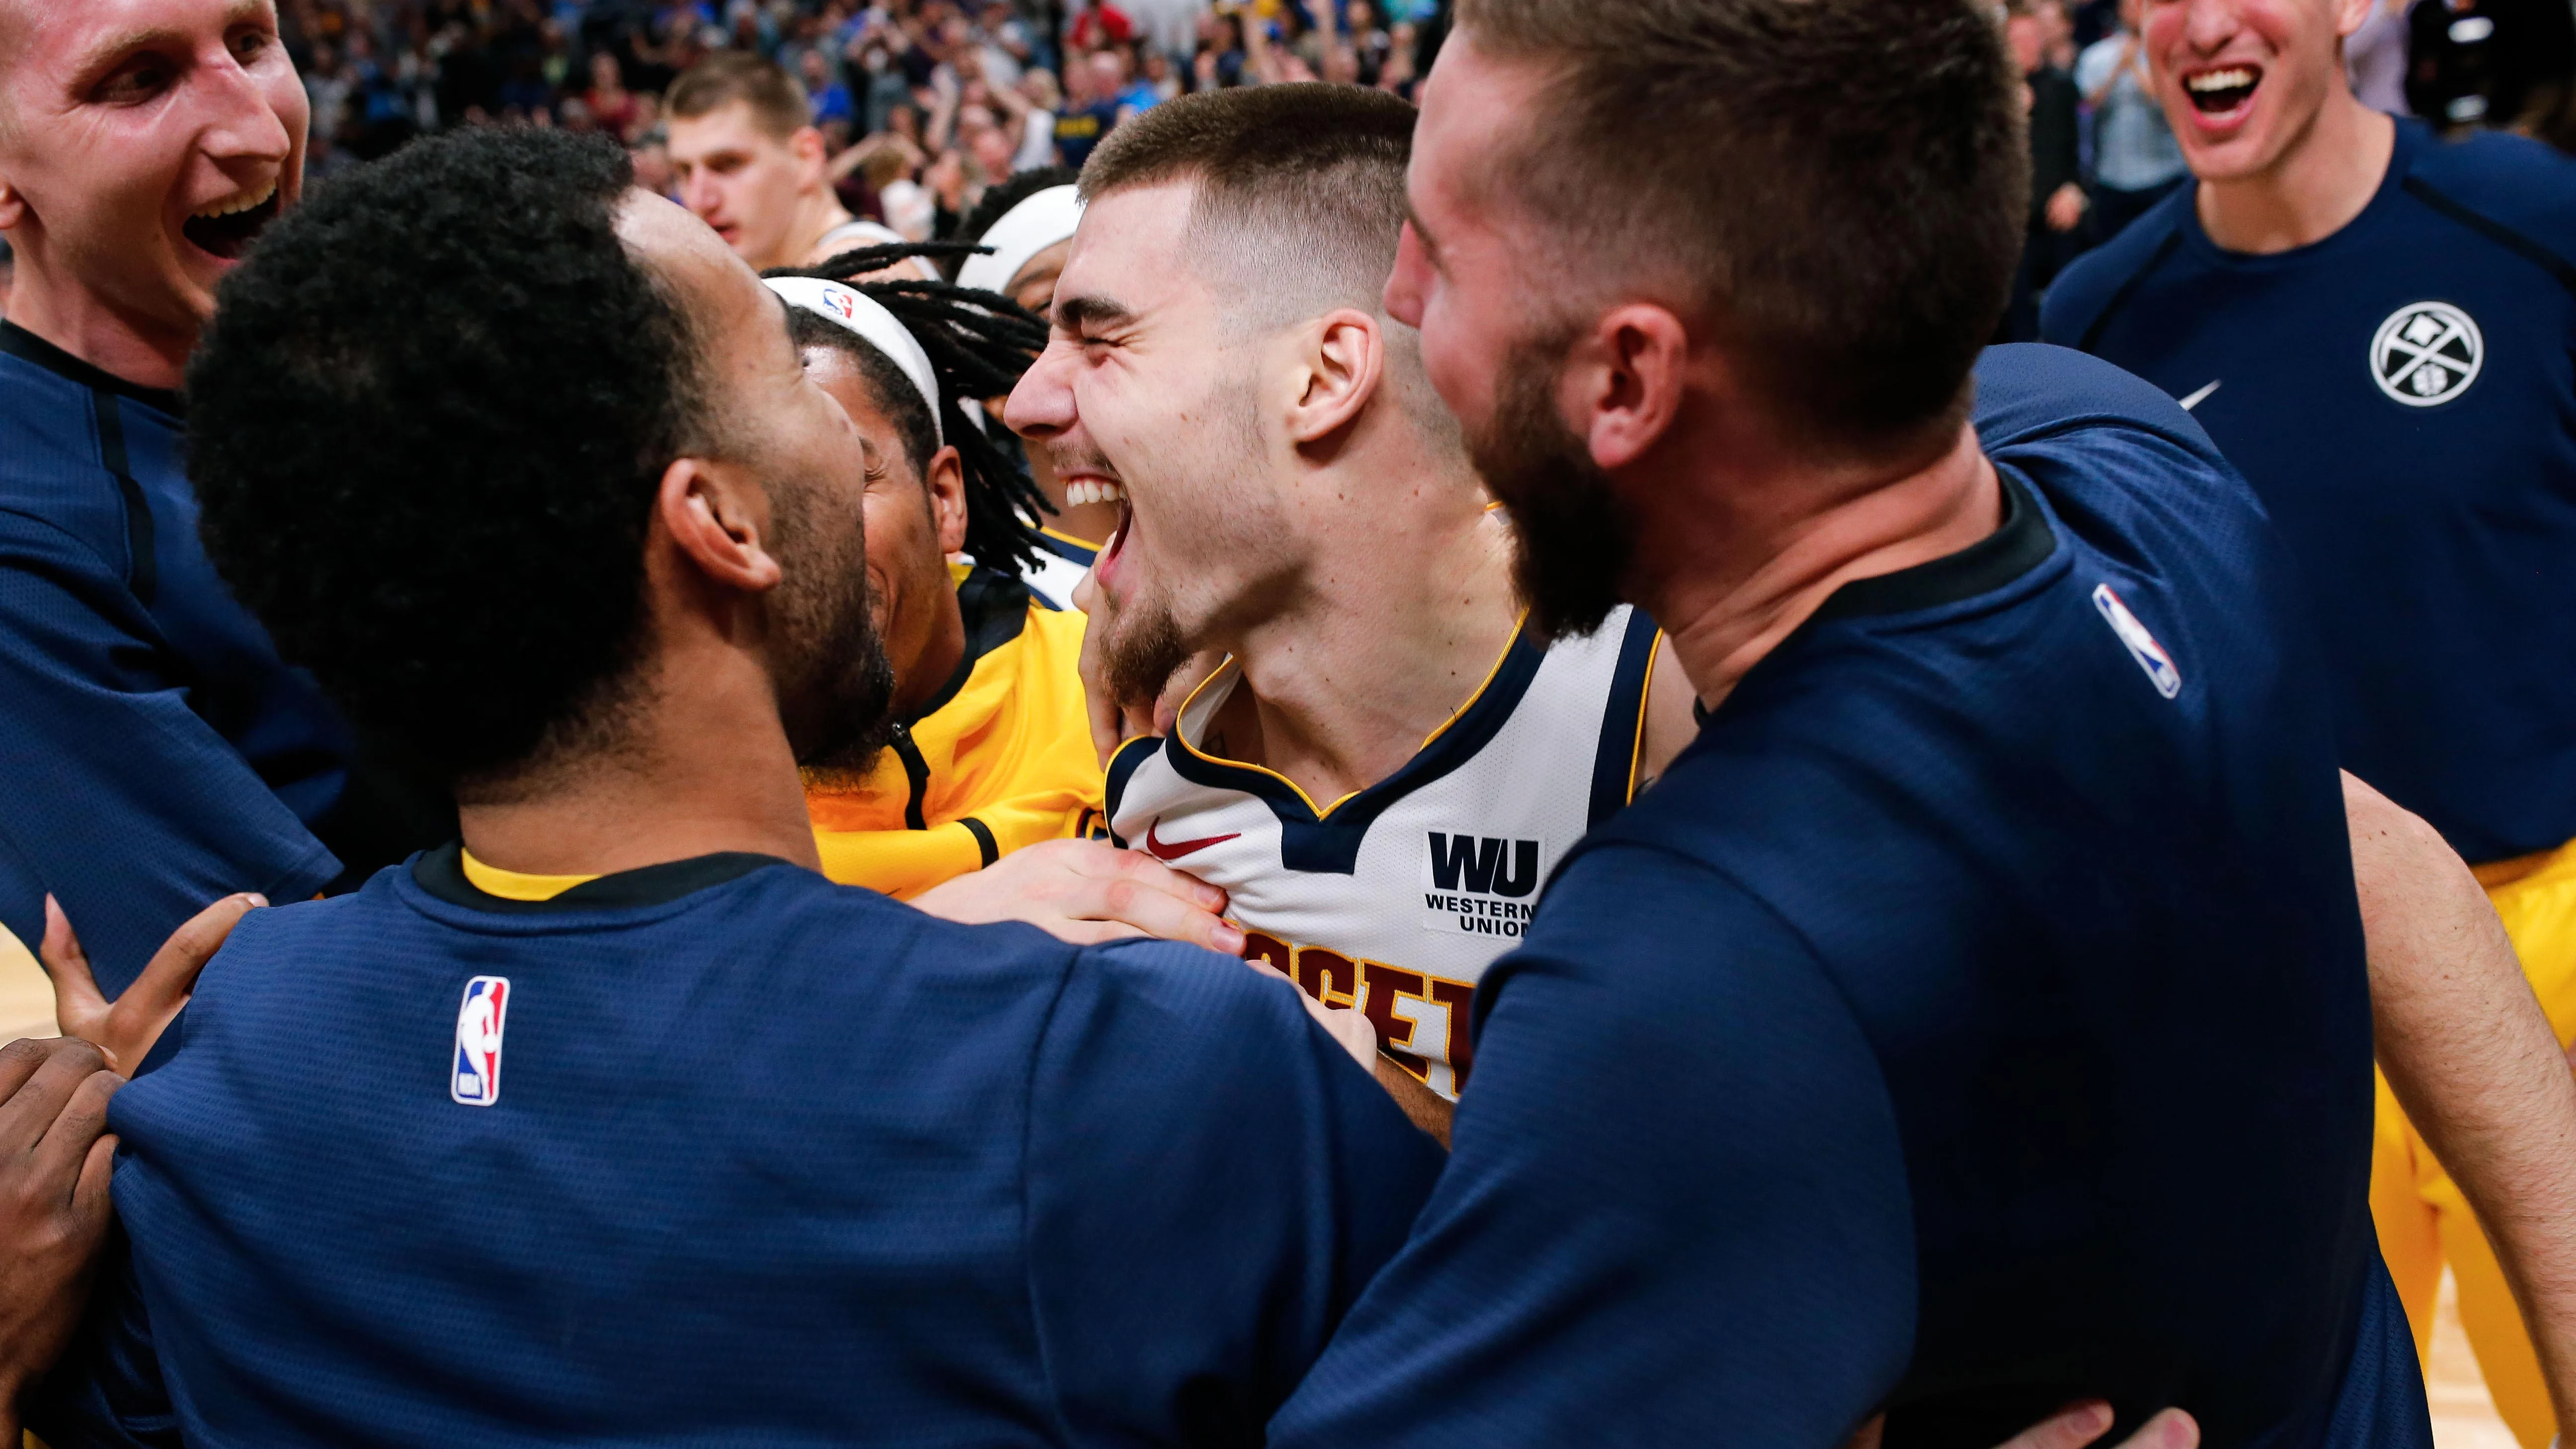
[766,474,899,773]
[1466,334,1642,642]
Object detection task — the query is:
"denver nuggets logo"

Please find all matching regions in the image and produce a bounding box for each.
[2371,302,2482,407]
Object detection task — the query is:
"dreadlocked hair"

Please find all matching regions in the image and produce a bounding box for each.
[767,243,1054,575]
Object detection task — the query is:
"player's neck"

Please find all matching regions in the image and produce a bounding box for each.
[783,190,858,268]
[1,254,197,393]
[2194,93,2395,254]
[455,642,824,880]
[1646,419,2002,714]
[1211,492,1520,806]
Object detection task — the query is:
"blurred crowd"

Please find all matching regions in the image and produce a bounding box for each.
[273,0,1446,237]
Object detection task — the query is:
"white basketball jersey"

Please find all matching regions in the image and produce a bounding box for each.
[1105,608,1662,1098]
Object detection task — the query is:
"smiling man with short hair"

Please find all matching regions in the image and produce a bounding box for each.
[0,0,434,1000]
[2045,3,2576,1436]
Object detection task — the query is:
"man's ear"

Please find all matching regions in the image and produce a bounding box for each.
[0,171,24,232]
[791,125,828,183]
[658,456,786,594]
[923,445,968,556]
[1565,303,1690,474]
[1283,308,1386,450]
[2334,0,2378,39]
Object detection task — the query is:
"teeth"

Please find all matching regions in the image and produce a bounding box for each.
[191,178,277,220]
[2187,67,2255,92]
[1066,481,1126,507]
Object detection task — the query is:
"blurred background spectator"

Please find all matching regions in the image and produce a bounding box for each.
[2074,0,2183,242]
[273,0,1450,261]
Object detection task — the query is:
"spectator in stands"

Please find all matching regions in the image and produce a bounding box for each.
[2077,0,2186,241]
[1999,0,2084,340]
[585,50,642,138]
[667,52,882,269]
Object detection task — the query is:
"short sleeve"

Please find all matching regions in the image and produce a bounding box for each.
[1268,842,1919,1449]
[1023,939,1445,1446]
[0,511,338,995]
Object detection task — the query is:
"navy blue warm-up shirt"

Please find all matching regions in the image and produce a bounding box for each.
[0,322,348,991]
[2044,121,2576,863]
[1269,347,2427,1449]
[32,846,1444,1447]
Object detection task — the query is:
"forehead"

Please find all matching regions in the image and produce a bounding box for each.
[667,100,789,159]
[1056,181,1205,311]
[615,189,777,344]
[3,0,267,82]
[1409,36,1530,232]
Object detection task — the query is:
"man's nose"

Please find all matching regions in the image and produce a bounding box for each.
[2176,0,2239,52]
[198,48,295,164]
[1004,339,1078,440]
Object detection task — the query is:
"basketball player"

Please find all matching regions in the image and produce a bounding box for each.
[759,263,1111,900]
[1004,85,1697,1138]
[1265,0,2434,1440]
[668,53,934,277]
[2043,0,2576,1434]
[0,0,456,1006]
[24,127,1440,1445]
[954,169,1112,606]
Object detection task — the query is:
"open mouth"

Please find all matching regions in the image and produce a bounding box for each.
[181,180,282,261]
[1097,492,1134,578]
[1065,478,1127,507]
[2183,65,2261,116]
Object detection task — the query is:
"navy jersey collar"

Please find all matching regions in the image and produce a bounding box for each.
[0,321,182,418]
[410,840,793,914]
[1158,622,1552,875]
[1806,465,2055,626]
[905,565,1037,725]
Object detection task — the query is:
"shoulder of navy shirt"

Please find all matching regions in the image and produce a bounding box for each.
[2042,122,2576,860]
[0,322,347,992]
[31,847,1443,1447]
[1269,345,2427,1449]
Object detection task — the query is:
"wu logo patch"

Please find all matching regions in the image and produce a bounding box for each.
[2372,301,2482,407]
[2093,584,2182,699]
[1421,832,1542,937]
[451,976,511,1107]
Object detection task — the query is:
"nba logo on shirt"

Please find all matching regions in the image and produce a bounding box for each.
[2092,583,2182,699]
[451,976,510,1107]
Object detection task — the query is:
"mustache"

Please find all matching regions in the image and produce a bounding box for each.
[1039,437,1122,483]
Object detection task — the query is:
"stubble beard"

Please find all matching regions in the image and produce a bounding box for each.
[765,470,900,773]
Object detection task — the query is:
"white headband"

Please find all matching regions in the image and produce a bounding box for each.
[765,277,944,446]
[956,185,1084,298]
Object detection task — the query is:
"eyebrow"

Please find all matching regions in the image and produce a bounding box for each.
[72,0,273,80]
[1403,198,1441,261]
[1052,292,1135,334]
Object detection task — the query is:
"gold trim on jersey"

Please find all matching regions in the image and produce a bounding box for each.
[1171,611,1535,823]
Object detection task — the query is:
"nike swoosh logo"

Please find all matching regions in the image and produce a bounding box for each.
[2177,380,2221,411]
[1145,821,1240,861]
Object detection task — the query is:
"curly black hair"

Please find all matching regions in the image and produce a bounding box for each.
[767,244,1052,574]
[189,127,704,785]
